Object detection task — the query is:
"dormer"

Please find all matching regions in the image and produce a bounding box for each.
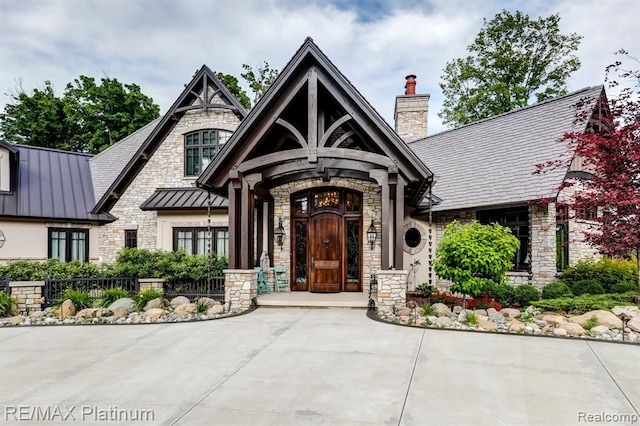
[0,140,19,193]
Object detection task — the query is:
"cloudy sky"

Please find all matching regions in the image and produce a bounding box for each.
[1,0,638,135]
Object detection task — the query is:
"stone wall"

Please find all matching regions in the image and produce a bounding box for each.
[99,107,241,263]
[376,270,408,313]
[9,281,43,314]
[224,269,257,312]
[394,94,430,142]
[530,203,557,288]
[139,278,164,291]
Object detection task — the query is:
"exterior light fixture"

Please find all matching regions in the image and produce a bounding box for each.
[618,312,631,342]
[367,218,377,250]
[274,217,285,250]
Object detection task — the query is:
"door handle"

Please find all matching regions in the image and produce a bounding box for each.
[311,256,314,269]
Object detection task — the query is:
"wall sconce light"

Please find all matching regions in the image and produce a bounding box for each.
[367,217,377,250]
[274,216,285,250]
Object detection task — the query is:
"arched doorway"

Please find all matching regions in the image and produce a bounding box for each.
[291,188,362,292]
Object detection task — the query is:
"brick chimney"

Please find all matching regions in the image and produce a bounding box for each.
[394,75,430,142]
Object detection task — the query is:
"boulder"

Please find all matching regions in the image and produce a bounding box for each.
[553,328,568,337]
[75,308,99,319]
[170,296,191,308]
[458,309,471,323]
[628,318,640,333]
[174,303,197,316]
[9,316,24,325]
[432,303,451,317]
[107,298,135,313]
[452,306,463,315]
[569,310,622,329]
[110,307,129,320]
[542,314,567,326]
[611,305,640,318]
[508,320,524,333]
[558,322,586,336]
[197,297,220,308]
[435,316,453,327]
[426,316,438,325]
[501,308,521,319]
[30,310,45,319]
[590,325,609,336]
[143,298,164,311]
[207,305,224,315]
[396,307,411,317]
[60,300,76,318]
[473,309,488,317]
[477,320,497,331]
[143,308,165,322]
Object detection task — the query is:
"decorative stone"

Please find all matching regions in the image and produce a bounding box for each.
[110,307,129,320]
[473,309,488,317]
[612,306,640,318]
[197,297,219,308]
[143,298,164,311]
[143,308,165,321]
[569,310,622,329]
[501,308,521,319]
[558,323,586,336]
[453,306,463,315]
[432,303,451,317]
[508,320,524,333]
[76,308,99,319]
[590,326,609,336]
[107,298,135,313]
[170,296,191,307]
[426,316,438,325]
[435,316,453,327]
[457,309,471,323]
[9,316,24,325]
[628,318,640,333]
[542,314,566,326]
[174,303,197,316]
[553,328,568,337]
[207,305,224,315]
[60,300,76,318]
[477,320,497,331]
[396,307,411,316]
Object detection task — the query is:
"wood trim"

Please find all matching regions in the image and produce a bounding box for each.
[394,176,405,269]
[320,114,352,147]
[308,67,318,163]
[227,181,238,268]
[330,129,355,148]
[275,118,308,149]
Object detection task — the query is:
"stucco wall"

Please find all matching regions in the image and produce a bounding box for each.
[156,210,229,252]
[0,147,10,192]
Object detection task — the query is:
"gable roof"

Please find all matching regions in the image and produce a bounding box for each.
[92,65,248,214]
[409,85,605,212]
[0,143,114,222]
[197,37,433,206]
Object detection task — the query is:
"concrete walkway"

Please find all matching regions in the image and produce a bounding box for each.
[0,308,638,425]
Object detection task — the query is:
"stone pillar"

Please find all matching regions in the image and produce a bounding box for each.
[394,75,430,142]
[376,270,408,313]
[224,269,257,312]
[139,278,164,291]
[530,203,557,289]
[9,281,44,314]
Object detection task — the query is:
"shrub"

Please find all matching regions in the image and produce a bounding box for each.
[0,259,101,281]
[430,291,457,305]
[542,282,573,299]
[0,290,17,316]
[561,258,638,293]
[532,292,639,315]
[571,279,605,296]
[583,316,599,331]
[63,288,91,310]
[100,287,130,308]
[513,285,540,307]
[415,283,435,298]
[610,281,638,294]
[465,311,478,325]
[196,299,209,314]
[468,295,502,311]
[136,288,164,311]
[421,303,436,316]
[479,281,517,307]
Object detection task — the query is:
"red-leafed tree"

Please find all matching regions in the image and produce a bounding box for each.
[539,49,640,288]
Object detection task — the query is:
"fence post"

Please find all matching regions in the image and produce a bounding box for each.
[4,274,9,294]
[43,274,50,308]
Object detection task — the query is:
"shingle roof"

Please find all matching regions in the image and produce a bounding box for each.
[0,143,114,222]
[409,86,605,212]
[140,188,227,210]
[90,118,161,202]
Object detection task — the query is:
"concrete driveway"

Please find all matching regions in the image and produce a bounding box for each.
[1,308,638,426]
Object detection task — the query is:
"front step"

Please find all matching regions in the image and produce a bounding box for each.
[257,292,369,309]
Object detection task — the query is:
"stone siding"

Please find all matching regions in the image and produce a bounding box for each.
[376,270,408,313]
[9,281,44,314]
[224,269,256,312]
[99,108,241,263]
[394,94,430,142]
[530,203,557,288]
[139,278,164,291]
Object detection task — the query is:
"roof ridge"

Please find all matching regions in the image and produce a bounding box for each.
[13,143,94,157]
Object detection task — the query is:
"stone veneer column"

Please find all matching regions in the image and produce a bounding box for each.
[224,269,257,312]
[138,278,164,291]
[530,203,557,289]
[376,270,408,313]
[9,281,44,314]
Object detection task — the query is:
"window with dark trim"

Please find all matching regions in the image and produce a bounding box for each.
[576,206,598,221]
[477,207,530,271]
[48,228,89,263]
[556,206,569,271]
[172,227,228,257]
[184,129,232,176]
[124,230,137,248]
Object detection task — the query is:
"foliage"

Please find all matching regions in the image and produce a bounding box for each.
[0,259,101,281]
[541,282,573,299]
[196,299,209,314]
[421,303,437,316]
[439,10,582,126]
[0,76,159,153]
[512,285,540,306]
[415,282,435,298]
[0,291,18,317]
[63,288,91,310]
[584,316,599,331]
[610,281,639,294]
[467,295,502,311]
[531,292,639,314]
[136,288,164,311]
[100,287,130,308]
[479,281,517,307]
[214,72,251,109]
[465,311,478,325]
[241,62,279,104]
[434,221,520,298]
[560,258,638,294]
[429,291,458,305]
[571,279,605,296]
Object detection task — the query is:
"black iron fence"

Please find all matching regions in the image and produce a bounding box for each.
[163,276,225,303]
[43,276,139,308]
[2,274,9,295]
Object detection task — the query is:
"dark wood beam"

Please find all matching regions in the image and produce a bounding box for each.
[238,149,307,173]
[267,196,274,267]
[256,200,264,262]
[275,118,308,149]
[308,67,318,163]
[395,176,405,270]
[369,170,390,270]
[240,178,254,269]
[227,180,238,268]
[174,104,238,113]
[320,114,351,147]
[330,129,355,148]
[318,148,396,169]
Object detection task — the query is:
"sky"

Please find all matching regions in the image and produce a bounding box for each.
[0,0,638,135]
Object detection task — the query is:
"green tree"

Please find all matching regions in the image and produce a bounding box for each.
[439,10,582,127]
[0,76,160,154]
[214,72,251,110]
[434,221,520,299]
[241,61,279,105]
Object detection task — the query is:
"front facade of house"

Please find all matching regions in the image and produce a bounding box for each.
[0,38,603,299]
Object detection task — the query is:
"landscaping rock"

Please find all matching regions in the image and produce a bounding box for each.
[110,307,129,320]
[590,326,609,336]
[143,308,165,322]
[508,320,524,333]
[44,317,59,325]
[453,306,463,315]
[542,314,566,326]
[558,323,586,336]
[197,297,219,308]
[207,305,224,315]
[174,303,197,316]
[501,308,521,319]
[426,316,438,325]
[569,310,622,329]
[9,316,24,325]
[60,300,76,318]
[628,318,640,333]
[396,307,411,316]
[612,306,640,318]
[473,309,488,317]
[143,298,164,311]
[107,298,135,313]
[553,328,568,337]
[170,296,191,308]
[76,308,99,319]
[457,309,471,323]
[31,311,45,319]
[487,308,502,321]
[435,316,453,327]
[432,303,451,317]
[477,320,497,331]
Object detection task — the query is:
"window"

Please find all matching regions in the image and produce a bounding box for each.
[556,206,569,271]
[576,206,598,221]
[173,227,228,257]
[477,207,530,271]
[48,228,89,263]
[184,129,232,176]
[124,230,137,248]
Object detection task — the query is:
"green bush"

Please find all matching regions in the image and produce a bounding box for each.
[571,279,605,296]
[583,316,599,331]
[542,282,573,299]
[0,259,101,281]
[513,284,540,306]
[415,283,435,298]
[480,281,517,307]
[532,292,639,315]
[421,303,436,316]
[561,258,638,293]
[100,287,130,308]
[610,281,638,294]
[0,290,17,317]
[136,288,165,311]
[465,311,478,325]
[63,288,91,310]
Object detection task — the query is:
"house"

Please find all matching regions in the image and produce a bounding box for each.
[0,38,603,308]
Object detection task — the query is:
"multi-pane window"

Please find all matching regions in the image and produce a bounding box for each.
[477,207,530,271]
[184,129,232,176]
[576,206,598,221]
[556,206,570,271]
[173,227,228,257]
[48,228,89,263]
[124,230,137,248]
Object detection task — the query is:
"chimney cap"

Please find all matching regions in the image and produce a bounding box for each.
[404,74,417,95]
[405,74,417,80]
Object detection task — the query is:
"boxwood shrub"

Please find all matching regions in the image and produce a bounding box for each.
[541,282,573,299]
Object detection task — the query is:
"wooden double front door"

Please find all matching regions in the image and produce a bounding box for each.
[291,189,362,292]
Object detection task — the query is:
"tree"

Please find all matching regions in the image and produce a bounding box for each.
[439,10,582,127]
[0,76,160,154]
[434,221,520,300]
[539,49,640,288]
[241,61,279,105]
[214,72,251,110]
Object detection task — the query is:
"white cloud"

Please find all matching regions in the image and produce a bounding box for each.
[0,0,638,136]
